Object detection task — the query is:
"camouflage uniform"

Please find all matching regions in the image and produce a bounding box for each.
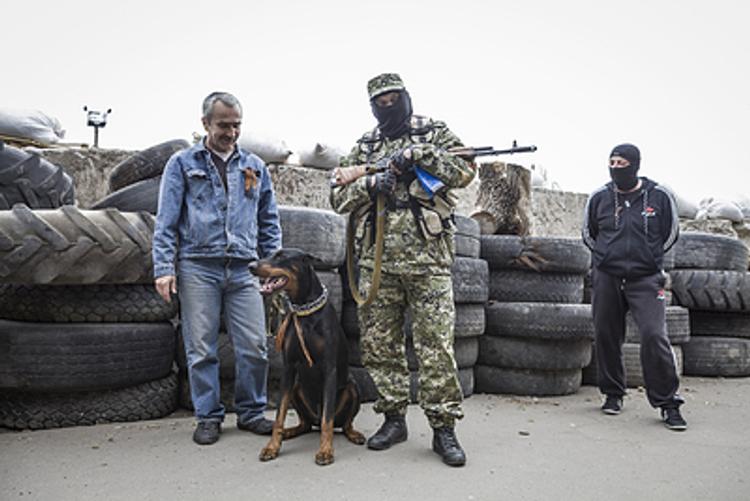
[330,73,475,428]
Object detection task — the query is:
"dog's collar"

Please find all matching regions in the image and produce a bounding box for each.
[287,286,328,317]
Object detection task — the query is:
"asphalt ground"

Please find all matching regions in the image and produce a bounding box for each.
[2,376,749,501]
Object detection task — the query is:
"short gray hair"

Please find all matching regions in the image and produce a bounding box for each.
[202,92,242,120]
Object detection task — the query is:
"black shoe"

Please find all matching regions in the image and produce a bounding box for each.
[601,395,623,415]
[237,417,274,435]
[366,414,407,450]
[193,421,221,445]
[661,407,687,431]
[432,427,466,467]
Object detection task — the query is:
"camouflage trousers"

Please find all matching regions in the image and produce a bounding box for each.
[358,267,464,428]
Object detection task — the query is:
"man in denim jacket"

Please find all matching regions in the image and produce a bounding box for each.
[153,92,282,445]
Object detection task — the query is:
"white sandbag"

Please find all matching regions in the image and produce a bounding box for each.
[733,194,750,219]
[530,164,549,188]
[659,183,698,219]
[297,142,345,169]
[0,108,65,144]
[696,197,745,223]
[238,130,292,164]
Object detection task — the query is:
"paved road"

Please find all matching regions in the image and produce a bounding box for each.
[2,376,749,501]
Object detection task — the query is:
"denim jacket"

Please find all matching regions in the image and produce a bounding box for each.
[152,140,282,278]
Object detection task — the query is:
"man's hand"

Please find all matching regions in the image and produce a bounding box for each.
[368,170,397,195]
[388,147,413,176]
[331,165,367,187]
[155,275,177,303]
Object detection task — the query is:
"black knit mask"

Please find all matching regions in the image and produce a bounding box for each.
[609,143,641,191]
[609,165,639,191]
[371,90,413,139]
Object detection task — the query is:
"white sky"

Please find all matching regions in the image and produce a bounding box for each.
[3,0,749,204]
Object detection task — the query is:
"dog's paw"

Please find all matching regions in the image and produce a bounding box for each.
[346,430,366,445]
[315,450,334,466]
[259,447,279,462]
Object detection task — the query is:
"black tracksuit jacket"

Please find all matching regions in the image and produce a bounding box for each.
[582,177,679,277]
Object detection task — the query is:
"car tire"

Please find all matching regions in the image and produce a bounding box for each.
[108,139,188,192]
[474,365,582,396]
[0,372,178,430]
[0,205,155,284]
[0,283,177,322]
[0,145,75,209]
[91,176,161,214]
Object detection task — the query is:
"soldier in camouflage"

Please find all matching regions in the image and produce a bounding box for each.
[330,73,475,467]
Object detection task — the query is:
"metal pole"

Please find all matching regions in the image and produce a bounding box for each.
[94,127,99,148]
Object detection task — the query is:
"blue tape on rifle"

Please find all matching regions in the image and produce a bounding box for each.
[415,167,444,198]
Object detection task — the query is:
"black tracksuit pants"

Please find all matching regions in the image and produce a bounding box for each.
[591,267,683,408]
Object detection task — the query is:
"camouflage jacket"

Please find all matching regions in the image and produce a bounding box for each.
[330,115,475,275]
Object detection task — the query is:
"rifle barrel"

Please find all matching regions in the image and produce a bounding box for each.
[450,145,536,155]
[458,145,537,157]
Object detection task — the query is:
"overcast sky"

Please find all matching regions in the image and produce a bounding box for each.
[3,0,748,204]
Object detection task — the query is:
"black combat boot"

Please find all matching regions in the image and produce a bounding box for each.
[432,427,466,466]
[366,413,407,450]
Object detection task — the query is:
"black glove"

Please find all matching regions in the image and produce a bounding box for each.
[390,148,413,175]
[368,170,397,196]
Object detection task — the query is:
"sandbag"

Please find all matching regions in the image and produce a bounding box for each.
[733,194,750,219]
[530,164,549,188]
[297,142,345,169]
[659,183,698,219]
[0,108,65,145]
[238,131,292,164]
[696,197,744,223]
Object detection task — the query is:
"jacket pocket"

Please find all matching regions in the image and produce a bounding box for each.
[184,169,214,243]
[186,169,211,200]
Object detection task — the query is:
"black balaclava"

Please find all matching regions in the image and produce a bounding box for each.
[609,143,641,191]
[370,90,413,139]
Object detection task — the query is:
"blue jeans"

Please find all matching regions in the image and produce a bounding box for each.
[178,257,268,424]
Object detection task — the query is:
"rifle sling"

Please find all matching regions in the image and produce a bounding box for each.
[347,193,385,306]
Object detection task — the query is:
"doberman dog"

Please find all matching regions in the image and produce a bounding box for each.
[252,248,365,466]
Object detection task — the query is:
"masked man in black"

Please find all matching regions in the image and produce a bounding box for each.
[582,143,687,431]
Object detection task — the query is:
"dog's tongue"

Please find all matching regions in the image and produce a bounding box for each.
[260,278,275,294]
[261,276,285,295]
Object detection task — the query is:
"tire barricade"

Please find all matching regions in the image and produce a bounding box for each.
[476,235,593,396]
[3,148,748,431]
[668,232,750,377]
[0,210,178,429]
[0,140,194,429]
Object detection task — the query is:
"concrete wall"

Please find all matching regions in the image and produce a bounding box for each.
[33,147,131,208]
[29,147,603,238]
[529,188,589,237]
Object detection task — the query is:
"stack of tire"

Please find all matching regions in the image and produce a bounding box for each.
[345,215,488,402]
[0,181,179,431]
[176,206,347,411]
[476,236,594,396]
[0,141,191,430]
[669,232,750,377]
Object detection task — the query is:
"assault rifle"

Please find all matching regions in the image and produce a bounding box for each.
[448,140,537,160]
[331,140,537,188]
